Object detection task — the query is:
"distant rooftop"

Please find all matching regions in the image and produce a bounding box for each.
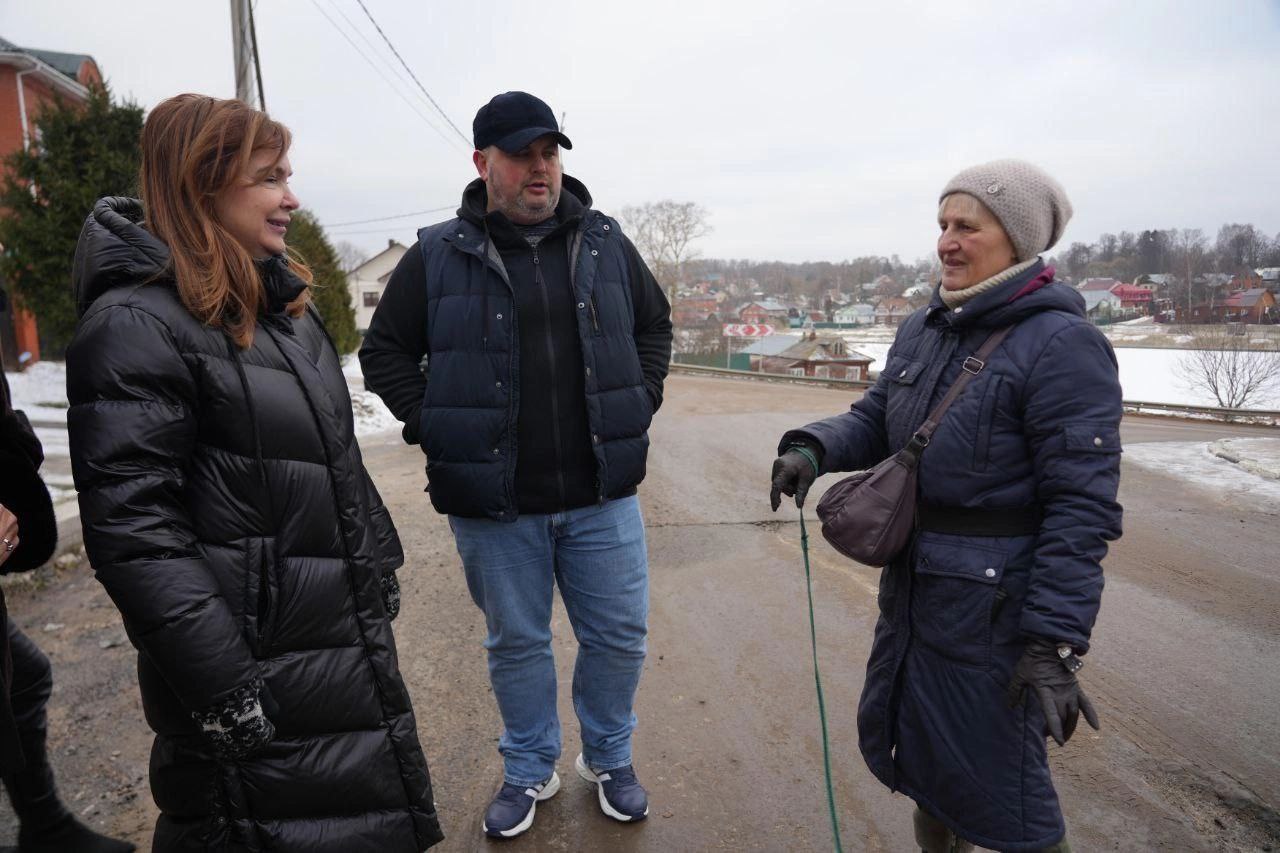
[0,36,95,83]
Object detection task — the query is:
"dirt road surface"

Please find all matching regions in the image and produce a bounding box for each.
[3,374,1278,851]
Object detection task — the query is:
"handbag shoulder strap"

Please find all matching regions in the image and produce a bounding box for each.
[911,325,1014,447]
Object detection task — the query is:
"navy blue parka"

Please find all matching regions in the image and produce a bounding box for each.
[781,262,1123,851]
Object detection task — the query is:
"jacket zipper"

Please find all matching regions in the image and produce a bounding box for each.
[256,539,273,654]
[533,246,567,509]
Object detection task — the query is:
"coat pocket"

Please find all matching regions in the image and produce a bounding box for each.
[910,535,1007,669]
[242,537,278,658]
[884,358,924,424]
[972,375,1003,472]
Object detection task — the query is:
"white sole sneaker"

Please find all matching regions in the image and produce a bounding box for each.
[575,753,648,822]
[482,771,561,838]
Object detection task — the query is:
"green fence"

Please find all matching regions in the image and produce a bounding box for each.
[674,352,752,370]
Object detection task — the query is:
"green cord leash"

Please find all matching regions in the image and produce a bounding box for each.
[799,509,846,853]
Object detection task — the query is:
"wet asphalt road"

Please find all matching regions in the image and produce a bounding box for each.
[3,373,1278,851]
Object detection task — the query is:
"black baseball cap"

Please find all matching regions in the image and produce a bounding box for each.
[473,91,573,153]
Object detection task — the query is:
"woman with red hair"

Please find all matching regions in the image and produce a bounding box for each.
[66,94,443,852]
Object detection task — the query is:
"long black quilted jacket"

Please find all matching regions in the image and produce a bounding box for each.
[66,197,443,852]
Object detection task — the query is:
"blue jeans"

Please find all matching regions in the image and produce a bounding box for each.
[449,495,649,787]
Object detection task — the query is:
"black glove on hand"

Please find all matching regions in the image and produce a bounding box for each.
[193,677,275,761]
[770,443,820,511]
[381,571,401,621]
[1006,640,1100,746]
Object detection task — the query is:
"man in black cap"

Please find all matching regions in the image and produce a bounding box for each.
[361,91,671,840]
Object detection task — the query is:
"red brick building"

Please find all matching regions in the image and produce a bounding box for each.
[1,36,102,367]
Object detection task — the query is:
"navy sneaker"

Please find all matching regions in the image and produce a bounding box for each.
[575,754,649,822]
[482,772,561,838]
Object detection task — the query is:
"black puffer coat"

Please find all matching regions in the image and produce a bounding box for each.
[66,197,443,851]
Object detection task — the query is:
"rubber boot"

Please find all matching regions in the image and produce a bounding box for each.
[913,805,975,853]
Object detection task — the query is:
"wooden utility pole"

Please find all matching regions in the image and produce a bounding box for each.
[230,0,265,109]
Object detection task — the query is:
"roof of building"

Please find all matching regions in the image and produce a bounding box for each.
[834,302,874,314]
[0,37,94,82]
[776,336,871,363]
[350,241,410,279]
[1078,277,1119,292]
[740,335,801,357]
[1110,284,1153,300]
[1081,291,1121,311]
[1223,288,1274,308]
[738,299,790,314]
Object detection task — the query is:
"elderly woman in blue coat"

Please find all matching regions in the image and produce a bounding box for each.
[771,160,1122,852]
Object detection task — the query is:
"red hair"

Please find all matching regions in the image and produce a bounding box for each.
[139,94,311,347]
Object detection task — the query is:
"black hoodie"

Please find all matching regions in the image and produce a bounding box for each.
[361,175,671,515]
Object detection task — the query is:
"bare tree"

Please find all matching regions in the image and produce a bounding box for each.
[1170,228,1207,317]
[619,200,712,300]
[1176,329,1280,409]
[333,240,370,273]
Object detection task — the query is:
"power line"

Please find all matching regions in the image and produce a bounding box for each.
[321,0,420,103]
[326,224,432,236]
[327,205,455,228]
[352,0,471,147]
[307,0,466,152]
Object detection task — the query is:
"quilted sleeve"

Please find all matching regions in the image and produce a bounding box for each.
[67,304,263,713]
[1020,321,1124,653]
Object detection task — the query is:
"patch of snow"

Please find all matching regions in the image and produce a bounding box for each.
[341,353,364,382]
[350,390,400,437]
[4,361,68,423]
[1125,440,1280,506]
[1208,438,1280,480]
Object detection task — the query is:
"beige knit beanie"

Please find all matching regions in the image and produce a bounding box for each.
[940,159,1073,262]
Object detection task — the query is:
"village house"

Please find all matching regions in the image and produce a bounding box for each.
[1220,289,1277,324]
[1109,284,1154,315]
[759,333,872,380]
[874,296,912,326]
[0,36,103,367]
[737,298,791,325]
[833,303,875,325]
[673,295,721,327]
[346,240,408,333]
[1081,290,1123,318]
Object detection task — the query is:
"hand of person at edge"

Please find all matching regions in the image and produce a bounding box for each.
[0,502,19,568]
[1006,639,1101,746]
[770,449,818,511]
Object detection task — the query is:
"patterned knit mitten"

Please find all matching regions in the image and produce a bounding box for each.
[381,571,401,621]
[192,677,275,760]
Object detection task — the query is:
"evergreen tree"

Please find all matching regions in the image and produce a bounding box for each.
[0,85,143,354]
[286,210,359,353]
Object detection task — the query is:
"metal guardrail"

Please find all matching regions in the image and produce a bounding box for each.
[1120,400,1280,424]
[670,363,1280,425]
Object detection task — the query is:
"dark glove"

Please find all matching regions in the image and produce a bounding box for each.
[381,571,401,621]
[1006,640,1100,746]
[193,677,275,760]
[770,443,821,511]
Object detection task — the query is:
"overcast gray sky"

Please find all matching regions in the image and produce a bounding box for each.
[4,0,1278,264]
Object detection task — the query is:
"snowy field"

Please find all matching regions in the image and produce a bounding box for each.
[788,332,1278,410]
